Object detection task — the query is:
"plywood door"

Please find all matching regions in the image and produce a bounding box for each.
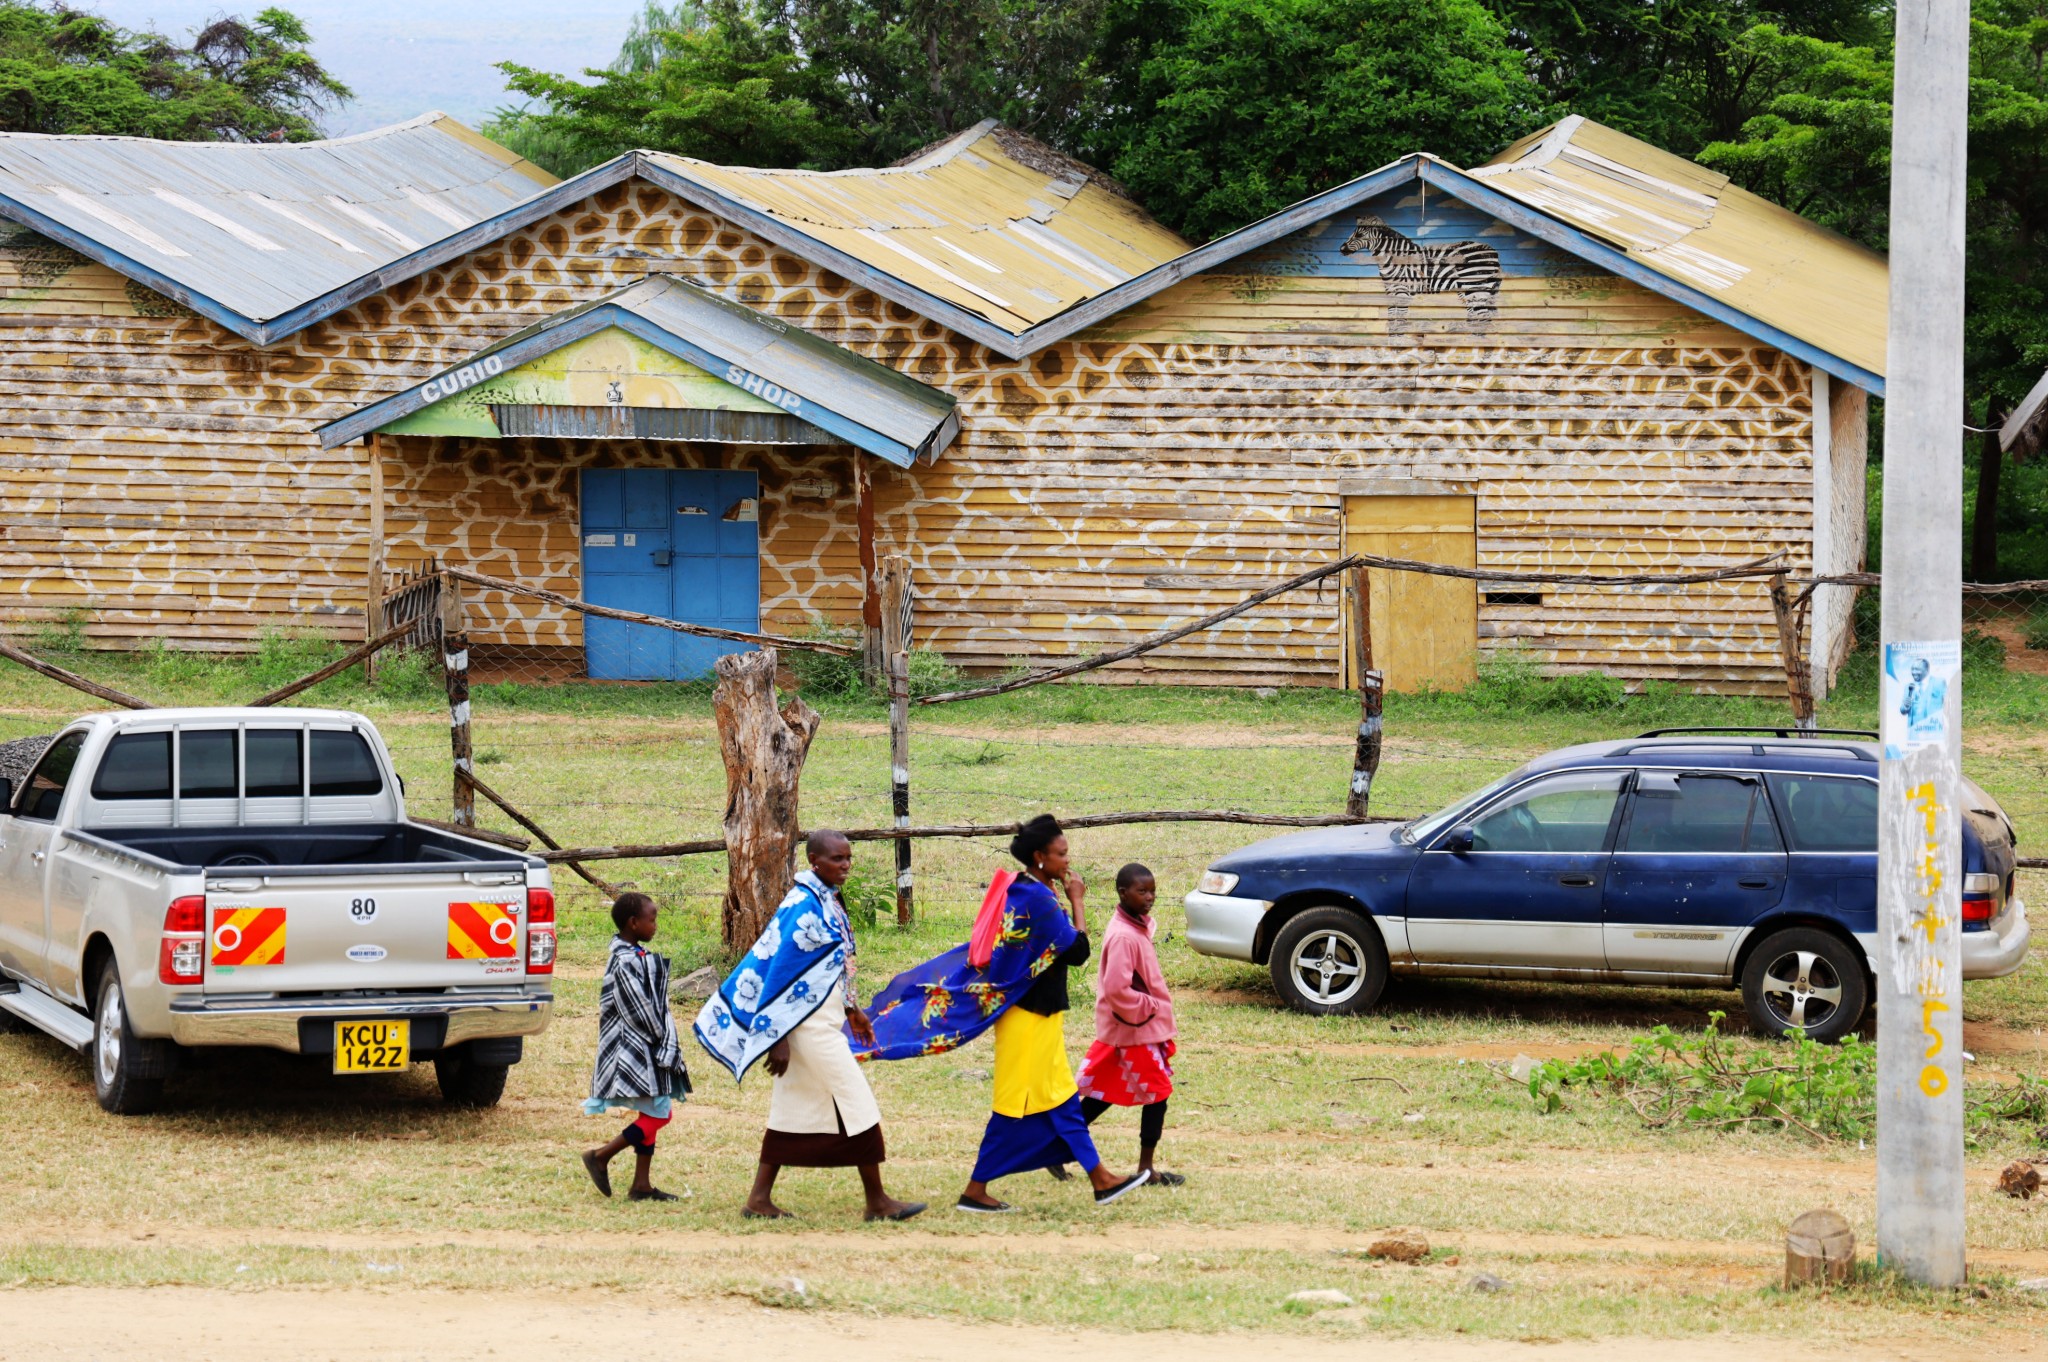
[1343,494,1478,692]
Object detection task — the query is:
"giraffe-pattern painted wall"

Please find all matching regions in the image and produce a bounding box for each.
[0,178,1842,690]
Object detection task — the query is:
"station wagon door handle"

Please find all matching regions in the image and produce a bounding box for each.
[1557,873,1597,887]
[1738,876,1773,889]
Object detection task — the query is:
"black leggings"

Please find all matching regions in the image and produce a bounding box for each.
[1081,1096,1167,1147]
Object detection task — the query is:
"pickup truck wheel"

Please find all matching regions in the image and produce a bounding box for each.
[1269,906,1389,1016]
[1740,928,1870,1044]
[434,1048,509,1107]
[92,958,172,1114]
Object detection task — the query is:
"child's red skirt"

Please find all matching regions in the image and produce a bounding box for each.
[1076,1039,1176,1105]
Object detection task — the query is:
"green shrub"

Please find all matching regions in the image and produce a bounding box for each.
[30,606,89,655]
[904,646,962,698]
[1963,627,2008,672]
[784,620,865,699]
[2024,607,2048,651]
[839,870,892,928]
[370,646,441,700]
[249,628,345,691]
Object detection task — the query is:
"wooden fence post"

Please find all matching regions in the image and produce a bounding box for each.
[1347,563,1384,818]
[365,433,386,684]
[441,572,474,826]
[715,648,821,954]
[1768,573,1817,733]
[880,555,913,924]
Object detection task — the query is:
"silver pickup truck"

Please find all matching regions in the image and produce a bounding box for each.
[0,707,555,1113]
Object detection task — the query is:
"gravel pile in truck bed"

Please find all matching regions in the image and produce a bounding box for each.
[0,733,55,788]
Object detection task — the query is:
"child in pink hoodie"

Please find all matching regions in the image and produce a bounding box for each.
[1074,863,1183,1186]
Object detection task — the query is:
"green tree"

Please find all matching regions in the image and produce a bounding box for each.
[493,0,850,174]
[0,3,349,141]
[1482,0,1884,155]
[1084,0,1545,242]
[1698,2,2048,576]
[493,0,1108,176]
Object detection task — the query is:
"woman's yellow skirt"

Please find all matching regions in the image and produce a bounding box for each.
[989,1006,1076,1118]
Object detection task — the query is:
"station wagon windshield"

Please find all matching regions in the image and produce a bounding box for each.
[1398,768,1525,844]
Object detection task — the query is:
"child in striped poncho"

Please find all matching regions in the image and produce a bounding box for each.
[580,892,692,1202]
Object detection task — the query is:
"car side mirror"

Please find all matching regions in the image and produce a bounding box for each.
[1442,823,1475,853]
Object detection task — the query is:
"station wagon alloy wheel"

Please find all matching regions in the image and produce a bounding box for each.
[1293,928,1367,1007]
[1758,948,1843,1032]
[1268,906,1391,1016]
[1739,927,1869,1045]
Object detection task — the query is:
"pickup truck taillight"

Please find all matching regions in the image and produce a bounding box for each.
[158,895,206,984]
[526,888,556,974]
[1962,872,2003,930]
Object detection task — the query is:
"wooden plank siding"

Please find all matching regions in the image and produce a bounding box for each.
[0,177,1822,690]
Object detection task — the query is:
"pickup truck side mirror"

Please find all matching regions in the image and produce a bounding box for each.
[1442,823,1475,854]
[0,776,11,811]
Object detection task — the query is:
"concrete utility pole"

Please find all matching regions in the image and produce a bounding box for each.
[1875,0,1970,1287]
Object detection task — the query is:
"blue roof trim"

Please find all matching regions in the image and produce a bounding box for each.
[315,301,920,465]
[1417,162,1886,397]
[0,190,262,340]
[1005,160,1424,352]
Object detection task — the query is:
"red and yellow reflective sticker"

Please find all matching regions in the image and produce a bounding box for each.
[210,906,286,967]
[447,901,519,960]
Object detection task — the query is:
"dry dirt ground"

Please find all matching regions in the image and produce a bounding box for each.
[2,1287,2046,1362]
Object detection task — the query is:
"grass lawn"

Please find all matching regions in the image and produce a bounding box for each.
[1,641,2046,1343]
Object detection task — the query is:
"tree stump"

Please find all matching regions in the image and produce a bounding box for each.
[1784,1208,1855,1288]
[715,649,820,954]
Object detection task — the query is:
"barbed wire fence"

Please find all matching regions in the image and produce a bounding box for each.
[6,555,2048,931]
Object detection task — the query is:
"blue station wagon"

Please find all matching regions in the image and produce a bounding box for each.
[1184,729,2030,1041]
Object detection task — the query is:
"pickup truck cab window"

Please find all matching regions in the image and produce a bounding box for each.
[309,730,383,796]
[90,732,172,801]
[16,732,85,821]
[244,730,303,799]
[180,729,238,799]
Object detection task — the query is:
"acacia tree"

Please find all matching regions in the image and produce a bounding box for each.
[0,3,349,141]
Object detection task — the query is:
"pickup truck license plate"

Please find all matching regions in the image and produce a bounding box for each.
[333,1021,410,1075]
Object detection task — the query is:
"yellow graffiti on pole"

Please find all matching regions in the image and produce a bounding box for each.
[1907,781,1952,1101]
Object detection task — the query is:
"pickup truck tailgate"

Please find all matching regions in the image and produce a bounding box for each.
[204,868,530,992]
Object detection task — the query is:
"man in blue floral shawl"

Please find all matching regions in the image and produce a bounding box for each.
[693,829,925,1222]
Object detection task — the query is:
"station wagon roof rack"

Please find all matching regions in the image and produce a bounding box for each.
[1635,727,1878,740]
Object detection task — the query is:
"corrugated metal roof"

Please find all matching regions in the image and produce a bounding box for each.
[318,275,958,466]
[643,121,1193,335]
[1469,115,1887,381]
[0,112,555,326]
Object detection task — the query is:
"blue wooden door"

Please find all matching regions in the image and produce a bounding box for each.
[581,469,760,680]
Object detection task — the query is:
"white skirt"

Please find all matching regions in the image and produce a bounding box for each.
[765,981,882,1137]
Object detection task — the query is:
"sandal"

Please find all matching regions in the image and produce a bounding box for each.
[954,1195,1016,1214]
[865,1201,929,1222]
[581,1150,613,1198]
[1093,1169,1151,1205]
[1145,1170,1186,1188]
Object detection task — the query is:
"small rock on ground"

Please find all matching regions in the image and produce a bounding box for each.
[1467,1272,1512,1294]
[669,966,720,1002]
[1286,1289,1355,1307]
[1367,1232,1430,1263]
[1132,1253,1161,1266]
[1997,1159,2040,1200]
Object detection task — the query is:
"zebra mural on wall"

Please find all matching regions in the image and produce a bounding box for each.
[1340,215,1502,331]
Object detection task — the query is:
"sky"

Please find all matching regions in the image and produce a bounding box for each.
[84,0,650,136]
